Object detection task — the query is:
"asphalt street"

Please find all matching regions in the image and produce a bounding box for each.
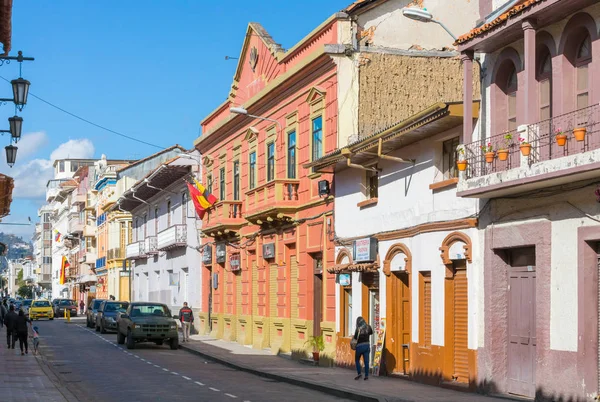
[35,317,350,402]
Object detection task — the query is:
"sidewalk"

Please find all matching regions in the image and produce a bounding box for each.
[179,334,509,402]
[0,329,76,402]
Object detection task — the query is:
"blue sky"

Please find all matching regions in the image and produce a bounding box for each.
[0,0,351,238]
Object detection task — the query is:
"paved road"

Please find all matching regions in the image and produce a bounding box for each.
[36,318,349,402]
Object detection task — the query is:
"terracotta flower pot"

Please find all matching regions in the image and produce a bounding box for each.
[497,149,509,161]
[556,134,568,146]
[573,127,586,142]
[312,352,320,362]
[520,144,531,156]
[485,152,495,163]
[457,160,467,171]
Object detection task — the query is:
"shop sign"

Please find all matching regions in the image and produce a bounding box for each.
[337,273,351,286]
[230,253,241,272]
[202,245,213,264]
[263,243,275,259]
[216,243,226,264]
[353,237,377,262]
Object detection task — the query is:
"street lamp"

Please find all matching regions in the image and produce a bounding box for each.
[11,78,30,111]
[402,7,457,41]
[8,116,22,142]
[5,144,17,168]
[230,107,283,144]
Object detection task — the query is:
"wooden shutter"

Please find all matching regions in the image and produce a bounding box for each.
[453,269,469,383]
[423,274,431,346]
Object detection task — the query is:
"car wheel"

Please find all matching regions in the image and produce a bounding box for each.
[169,336,179,350]
[100,322,107,334]
[49,318,53,321]
[126,330,135,350]
[86,319,91,328]
[154,340,163,346]
[95,322,100,332]
[117,331,125,345]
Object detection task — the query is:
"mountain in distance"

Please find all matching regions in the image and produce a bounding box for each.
[0,233,34,260]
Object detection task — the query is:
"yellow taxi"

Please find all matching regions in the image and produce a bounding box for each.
[29,299,54,320]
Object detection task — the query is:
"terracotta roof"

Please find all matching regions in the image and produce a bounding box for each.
[0,0,12,56]
[455,0,541,45]
[327,262,379,274]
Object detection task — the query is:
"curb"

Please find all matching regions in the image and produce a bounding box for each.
[179,343,382,402]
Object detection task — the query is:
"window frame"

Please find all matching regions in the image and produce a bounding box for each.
[249,151,256,189]
[233,160,240,200]
[219,167,226,201]
[267,142,275,182]
[365,170,378,199]
[311,116,323,162]
[287,131,296,179]
[167,200,172,227]
[537,51,552,121]
[420,272,432,347]
[181,193,186,223]
[575,34,591,110]
[506,67,518,131]
[206,174,213,195]
[154,208,159,235]
[442,137,460,180]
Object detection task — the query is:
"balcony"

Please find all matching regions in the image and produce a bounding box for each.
[73,192,86,205]
[79,248,97,263]
[203,200,245,237]
[83,224,96,237]
[244,179,300,224]
[157,225,187,251]
[144,236,158,255]
[458,104,600,198]
[126,241,147,260]
[107,247,124,261]
[69,216,84,234]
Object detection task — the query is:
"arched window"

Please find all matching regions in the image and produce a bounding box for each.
[576,34,591,109]
[506,67,518,130]
[538,51,552,120]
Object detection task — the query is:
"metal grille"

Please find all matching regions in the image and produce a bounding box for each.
[463,128,519,179]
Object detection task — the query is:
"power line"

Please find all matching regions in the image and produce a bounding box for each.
[0,75,166,150]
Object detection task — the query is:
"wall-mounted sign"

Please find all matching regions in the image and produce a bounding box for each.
[216,243,226,264]
[263,243,275,260]
[337,273,351,286]
[230,253,241,272]
[353,237,378,262]
[202,245,212,265]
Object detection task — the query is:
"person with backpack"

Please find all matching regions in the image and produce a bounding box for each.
[0,299,7,328]
[352,316,373,381]
[178,302,194,342]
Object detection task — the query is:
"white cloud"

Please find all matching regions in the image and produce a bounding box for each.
[50,139,95,161]
[15,131,49,160]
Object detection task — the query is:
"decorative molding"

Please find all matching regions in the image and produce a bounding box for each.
[383,242,412,276]
[357,198,378,209]
[336,248,352,265]
[439,231,473,277]
[244,127,259,143]
[305,86,326,104]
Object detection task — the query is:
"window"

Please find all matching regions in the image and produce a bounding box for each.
[71,162,79,172]
[287,131,296,179]
[219,167,226,200]
[506,67,518,131]
[143,214,147,238]
[421,272,432,347]
[249,152,256,189]
[267,142,275,182]
[181,193,187,223]
[233,161,240,200]
[206,174,213,195]
[366,170,378,199]
[135,218,139,241]
[167,201,172,227]
[154,208,159,235]
[442,137,460,179]
[59,161,65,173]
[312,116,323,161]
[538,52,552,120]
[343,288,352,337]
[576,34,591,110]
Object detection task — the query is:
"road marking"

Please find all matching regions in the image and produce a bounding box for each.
[225,394,238,398]
[140,358,146,361]
[162,368,169,372]
[182,376,191,380]
[209,387,220,392]
[194,381,204,386]
[154,365,160,368]
[171,371,179,375]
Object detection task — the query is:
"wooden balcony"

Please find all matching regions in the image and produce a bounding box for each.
[203,201,245,237]
[244,179,300,224]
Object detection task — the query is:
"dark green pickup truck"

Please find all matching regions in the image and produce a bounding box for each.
[116,302,179,350]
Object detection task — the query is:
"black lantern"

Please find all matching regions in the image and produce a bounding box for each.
[8,116,22,142]
[318,179,330,197]
[5,144,17,167]
[11,77,30,110]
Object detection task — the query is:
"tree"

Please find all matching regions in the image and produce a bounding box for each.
[17,268,23,287]
[17,285,32,299]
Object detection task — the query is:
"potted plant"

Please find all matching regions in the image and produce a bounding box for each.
[555,127,568,146]
[519,137,531,156]
[305,335,325,362]
[497,133,513,161]
[456,146,467,171]
[480,142,495,163]
[573,126,586,142]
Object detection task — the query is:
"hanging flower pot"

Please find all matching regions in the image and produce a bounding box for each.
[520,143,531,156]
[573,127,586,142]
[485,152,495,163]
[457,160,467,171]
[497,149,509,161]
[556,134,568,146]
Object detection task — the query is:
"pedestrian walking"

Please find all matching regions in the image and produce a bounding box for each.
[352,316,373,381]
[178,302,194,342]
[31,326,40,355]
[4,304,18,349]
[79,300,85,315]
[15,310,30,355]
[0,299,7,328]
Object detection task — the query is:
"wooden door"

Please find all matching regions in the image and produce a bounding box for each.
[386,271,410,375]
[452,266,469,383]
[507,248,536,398]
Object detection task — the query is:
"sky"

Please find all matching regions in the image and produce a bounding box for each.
[0,0,351,239]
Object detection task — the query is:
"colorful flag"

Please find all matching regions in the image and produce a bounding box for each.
[54,230,62,242]
[187,178,217,219]
[60,256,69,285]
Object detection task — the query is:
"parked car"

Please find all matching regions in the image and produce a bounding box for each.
[87,299,106,328]
[54,299,78,317]
[116,302,179,350]
[29,299,54,320]
[21,299,32,316]
[96,301,129,334]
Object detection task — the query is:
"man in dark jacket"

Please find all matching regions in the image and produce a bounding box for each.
[178,302,194,343]
[4,304,18,348]
[0,299,7,328]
